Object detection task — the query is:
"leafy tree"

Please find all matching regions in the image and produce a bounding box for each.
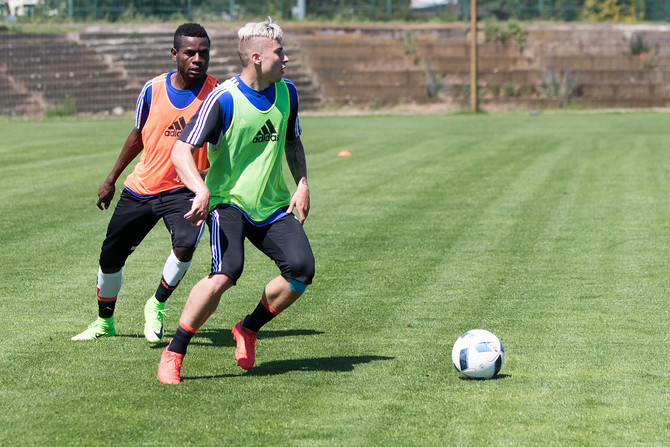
[582,0,644,21]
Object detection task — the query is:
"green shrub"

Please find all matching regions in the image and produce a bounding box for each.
[490,83,500,98]
[484,18,527,45]
[629,33,649,55]
[45,99,77,117]
[502,81,519,97]
[402,31,417,55]
[539,66,578,98]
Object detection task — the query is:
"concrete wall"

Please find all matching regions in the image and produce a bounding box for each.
[289,22,670,110]
[1,22,670,116]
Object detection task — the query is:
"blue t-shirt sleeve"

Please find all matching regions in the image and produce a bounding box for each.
[135,79,152,131]
[284,78,301,140]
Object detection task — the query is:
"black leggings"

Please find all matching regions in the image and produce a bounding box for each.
[99,188,204,268]
[207,205,315,285]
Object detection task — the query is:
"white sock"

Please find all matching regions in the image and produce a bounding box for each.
[97,268,122,299]
[162,250,192,287]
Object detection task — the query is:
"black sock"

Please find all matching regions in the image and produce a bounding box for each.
[154,277,178,303]
[168,324,196,355]
[243,299,278,333]
[97,299,116,319]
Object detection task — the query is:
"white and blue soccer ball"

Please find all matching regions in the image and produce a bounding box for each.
[451,329,504,380]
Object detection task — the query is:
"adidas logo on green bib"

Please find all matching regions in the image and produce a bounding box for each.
[252,119,278,143]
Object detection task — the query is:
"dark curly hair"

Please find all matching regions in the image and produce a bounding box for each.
[174,23,210,50]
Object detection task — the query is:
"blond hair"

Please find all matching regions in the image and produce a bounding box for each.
[238,17,283,44]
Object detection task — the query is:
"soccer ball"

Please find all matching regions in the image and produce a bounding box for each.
[451,329,504,380]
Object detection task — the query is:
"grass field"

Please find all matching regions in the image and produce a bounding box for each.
[1,111,670,446]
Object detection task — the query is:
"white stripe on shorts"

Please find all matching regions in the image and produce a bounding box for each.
[209,209,222,273]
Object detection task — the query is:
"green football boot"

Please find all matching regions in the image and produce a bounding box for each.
[71,317,116,340]
[144,297,165,343]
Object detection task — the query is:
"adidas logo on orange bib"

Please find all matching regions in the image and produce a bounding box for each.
[252,119,278,143]
[165,117,187,137]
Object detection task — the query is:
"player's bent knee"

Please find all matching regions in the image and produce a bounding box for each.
[290,255,315,284]
[173,246,195,262]
[208,273,235,294]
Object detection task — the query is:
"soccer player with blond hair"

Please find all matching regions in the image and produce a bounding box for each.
[157,18,315,384]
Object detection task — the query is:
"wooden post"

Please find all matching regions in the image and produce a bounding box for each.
[470,0,478,113]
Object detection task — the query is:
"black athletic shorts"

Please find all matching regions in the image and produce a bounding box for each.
[207,205,315,285]
[99,188,205,268]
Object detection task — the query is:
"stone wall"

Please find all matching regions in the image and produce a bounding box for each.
[1,22,670,116]
[288,22,670,111]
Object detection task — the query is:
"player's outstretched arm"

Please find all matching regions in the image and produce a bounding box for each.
[285,136,310,225]
[97,128,144,210]
[171,140,210,226]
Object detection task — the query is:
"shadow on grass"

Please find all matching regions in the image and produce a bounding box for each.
[459,373,512,381]
[183,355,395,381]
[125,327,325,349]
[192,327,325,348]
[492,373,512,380]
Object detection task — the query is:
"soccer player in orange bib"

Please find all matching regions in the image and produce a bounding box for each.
[72,23,219,343]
